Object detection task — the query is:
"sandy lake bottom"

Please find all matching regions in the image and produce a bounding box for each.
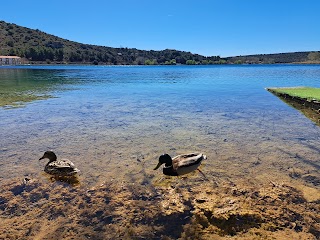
[0,65,319,239]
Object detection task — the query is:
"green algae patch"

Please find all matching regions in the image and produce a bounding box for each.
[0,92,52,109]
[0,68,75,109]
[267,87,320,101]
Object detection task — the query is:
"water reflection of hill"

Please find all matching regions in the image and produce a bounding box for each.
[0,68,75,108]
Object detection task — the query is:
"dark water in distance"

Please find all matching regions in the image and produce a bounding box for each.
[1,65,320,185]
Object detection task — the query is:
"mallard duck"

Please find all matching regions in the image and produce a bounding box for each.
[39,151,80,176]
[154,153,206,176]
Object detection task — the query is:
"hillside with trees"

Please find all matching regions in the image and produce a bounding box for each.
[0,20,319,65]
[226,51,320,64]
[0,21,222,65]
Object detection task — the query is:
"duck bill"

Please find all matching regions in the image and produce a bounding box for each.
[39,156,44,161]
[153,162,162,170]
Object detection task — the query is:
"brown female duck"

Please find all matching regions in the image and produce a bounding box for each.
[39,151,80,176]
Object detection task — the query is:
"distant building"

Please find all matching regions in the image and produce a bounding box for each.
[0,56,22,65]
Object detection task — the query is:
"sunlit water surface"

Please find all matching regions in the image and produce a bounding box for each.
[0,65,319,239]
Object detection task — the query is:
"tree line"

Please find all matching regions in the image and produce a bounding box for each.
[1,21,319,65]
[0,21,223,65]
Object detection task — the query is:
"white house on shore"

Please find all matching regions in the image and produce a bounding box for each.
[0,56,22,65]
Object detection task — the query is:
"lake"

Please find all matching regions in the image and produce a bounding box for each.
[0,65,319,239]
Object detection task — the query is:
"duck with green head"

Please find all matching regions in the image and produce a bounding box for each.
[154,153,206,176]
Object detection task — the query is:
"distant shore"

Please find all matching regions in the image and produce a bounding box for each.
[2,61,320,66]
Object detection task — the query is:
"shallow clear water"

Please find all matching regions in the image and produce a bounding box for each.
[1,65,320,185]
[1,65,320,239]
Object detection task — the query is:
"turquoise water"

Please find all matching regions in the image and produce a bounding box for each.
[1,65,320,185]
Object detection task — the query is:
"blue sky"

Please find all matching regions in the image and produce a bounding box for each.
[2,0,320,57]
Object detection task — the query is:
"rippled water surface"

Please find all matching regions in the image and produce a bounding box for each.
[0,65,319,239]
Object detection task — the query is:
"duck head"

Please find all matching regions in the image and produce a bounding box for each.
[154,154,172,170]
[39,151,57,163]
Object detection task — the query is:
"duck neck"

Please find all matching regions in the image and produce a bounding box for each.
[163,166,178,176]
[165,162,172,167]
[48,155,57,163]
[164,158,173,167]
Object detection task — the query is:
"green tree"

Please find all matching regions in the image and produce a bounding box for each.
[186,59,197,65]
[216,59,227,64]
[8,48,16,56]
[307,52,320,61]
[7,41,14,47]
[55,49,64,61]
[175,56,186,64]
[145,59,158,65]
[44,48,54,61]
[164,59,176,65]
[69,52,82,62]
[170,59,176,65]
[144,59,153,65]
[25,47,37,60]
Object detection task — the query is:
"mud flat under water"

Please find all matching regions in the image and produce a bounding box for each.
[1,66,320,239]
[0,175,319,239]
